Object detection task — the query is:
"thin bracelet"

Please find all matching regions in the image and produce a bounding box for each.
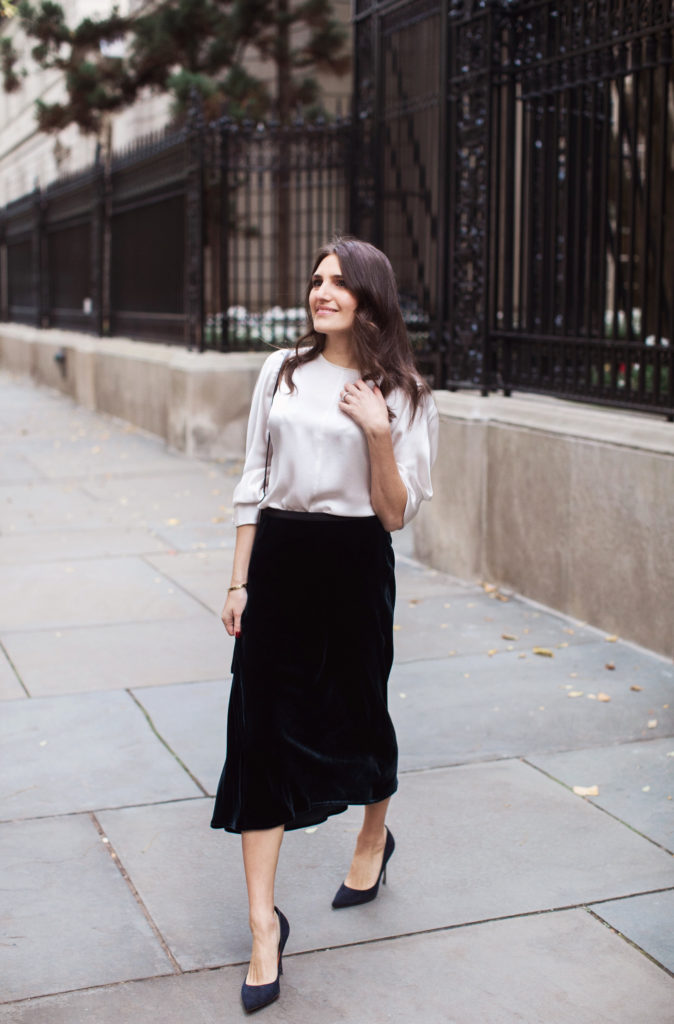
[228,583,247,592]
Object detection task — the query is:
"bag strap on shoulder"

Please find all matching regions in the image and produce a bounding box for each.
[262,350,290,498]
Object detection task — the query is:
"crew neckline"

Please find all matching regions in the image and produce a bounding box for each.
[318,353,361,372]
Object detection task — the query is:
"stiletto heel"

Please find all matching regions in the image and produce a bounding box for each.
[332,827,395,909]
[241,907,290,1013]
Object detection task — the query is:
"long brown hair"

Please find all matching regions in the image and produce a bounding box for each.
[281,236,430,421]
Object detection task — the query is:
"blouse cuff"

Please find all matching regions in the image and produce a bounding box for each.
[232,504,261,527]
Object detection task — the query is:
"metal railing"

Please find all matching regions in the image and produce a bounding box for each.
[353,0,674,416]
[0,115,352,352]
[2,0,673,418]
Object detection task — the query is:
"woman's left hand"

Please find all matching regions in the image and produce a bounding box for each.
[339,380,390,436]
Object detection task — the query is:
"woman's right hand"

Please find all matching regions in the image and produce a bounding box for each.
[221,588,248,638]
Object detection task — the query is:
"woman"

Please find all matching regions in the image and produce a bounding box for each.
[211,236,438,1012]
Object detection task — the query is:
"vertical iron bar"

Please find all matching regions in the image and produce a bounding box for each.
[433,0,449,389]
[91,150,105,337]
[373,12,384,249]
[480,5,494,396]
[220,122,230,352]
[637,37,655,404]
[186,99,205,351]
[501,9,516,397]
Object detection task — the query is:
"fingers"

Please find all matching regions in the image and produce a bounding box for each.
[340,380,389,432]
[221,606,236,636]
[221,593,247,637]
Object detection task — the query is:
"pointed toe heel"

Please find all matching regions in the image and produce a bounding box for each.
[332,827,395,910]
[241,907,290,1013]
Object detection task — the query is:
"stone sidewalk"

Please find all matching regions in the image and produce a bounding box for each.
[0,370,672,1023]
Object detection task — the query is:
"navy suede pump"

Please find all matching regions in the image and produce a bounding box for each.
[241,907,290,1013]
[331,827,395,909]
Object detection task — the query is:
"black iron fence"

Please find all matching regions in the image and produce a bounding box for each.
[353,0,674,416]
[0,116,352,351]
[2,1,673,417]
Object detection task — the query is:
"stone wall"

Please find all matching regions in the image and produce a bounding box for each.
[0,324,267,461]
[2,324,672,658]
[414,392,674,659]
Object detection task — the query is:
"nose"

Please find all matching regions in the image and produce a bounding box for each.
[315,279,332,300]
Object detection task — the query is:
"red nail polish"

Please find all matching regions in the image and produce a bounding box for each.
[235,630,241,639]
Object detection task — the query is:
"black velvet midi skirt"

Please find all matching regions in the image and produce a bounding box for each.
[210,508,398,833]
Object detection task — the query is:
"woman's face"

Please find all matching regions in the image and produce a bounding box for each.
[309,254,358,337]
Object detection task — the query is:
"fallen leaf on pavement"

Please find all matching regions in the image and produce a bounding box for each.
[165,517,181,525]
[642,785,651,792]
[502,633,518,641]
[533,647,554,657]
[573,785,599,796]
[648,719,658,728]
[597,692,611,702]
[630,684,643,692]
[605,662,615,670]
[568,690,584,697]
[605,635,618,642]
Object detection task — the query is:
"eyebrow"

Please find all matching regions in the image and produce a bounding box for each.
[311,273,344,281]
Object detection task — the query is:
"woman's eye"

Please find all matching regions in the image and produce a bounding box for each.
[336,279,346,288]
[311,278,321,288]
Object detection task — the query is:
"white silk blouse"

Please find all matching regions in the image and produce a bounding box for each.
[232,347,439,527]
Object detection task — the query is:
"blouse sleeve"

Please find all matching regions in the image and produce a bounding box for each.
[232,348,287,527]
[390,390,439,526]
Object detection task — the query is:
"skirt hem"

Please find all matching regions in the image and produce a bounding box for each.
[210,781,398,835]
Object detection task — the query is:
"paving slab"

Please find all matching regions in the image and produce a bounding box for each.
[393,589,608,662]
[150,522,235,552]
[3,909,672,1023]
[393,555,476,600]
[132,680,228,793]
[0,481,112,531]
[590,890,674,972]
[0,645,25,700]
[21,435,197,480]
[81,472,236,527]
[0,556,207,631]
[2,615,230,696]
[0,451,43,482]
[0,527,171,564]
[0,690,202,820]
[0,814,174,1002]
[95,760,674,971]
[145,550,236,615]
[528,739,674,851]
[391,648,674,770]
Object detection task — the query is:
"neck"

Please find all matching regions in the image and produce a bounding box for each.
[322,334,358,369]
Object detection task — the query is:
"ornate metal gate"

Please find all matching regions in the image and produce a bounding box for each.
[353,0,674,415]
